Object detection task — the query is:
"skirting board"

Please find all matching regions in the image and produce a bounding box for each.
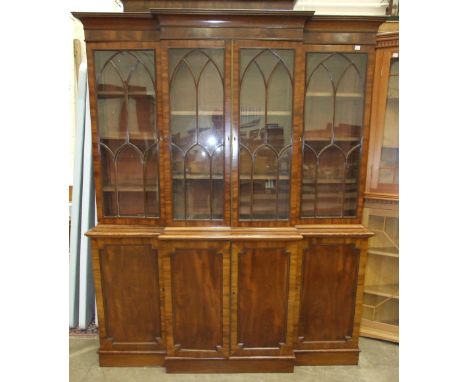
[165,357,295,373]
[99,351,165,367]
[294,349,360,365]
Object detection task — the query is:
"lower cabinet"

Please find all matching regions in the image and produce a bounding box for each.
[89,232,369,371]
[295,239,365,365]
[93,239,166,366]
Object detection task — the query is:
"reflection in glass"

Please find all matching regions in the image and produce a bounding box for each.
[95,50,159,217]
[169,48,225,220]
[239,49,294,220]
[301,53,367,218]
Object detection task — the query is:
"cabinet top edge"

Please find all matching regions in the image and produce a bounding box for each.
[71,10,389,22]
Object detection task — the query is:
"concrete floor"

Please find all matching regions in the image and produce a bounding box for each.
[70,336,398,382]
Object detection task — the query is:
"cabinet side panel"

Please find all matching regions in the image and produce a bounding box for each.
[100,244,161,343]
[238,248,289,348]
[299,244,359,341]
[171,248,223,350]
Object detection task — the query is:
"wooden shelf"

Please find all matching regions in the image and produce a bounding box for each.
[306,92,363,98]
[97,91,155,98]
[304,136,361,142]
[240,111,291,116]
[368,246,399,258]
[103,185,158,192]
[171,110,223,116]
[360,319,399,343]
[100,132,157,140]
[239,175,290,181]
[365,284,399,299]
[172,174,224,180]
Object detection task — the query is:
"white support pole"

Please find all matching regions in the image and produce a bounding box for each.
[78,83,96,329]
[69,63,88,328]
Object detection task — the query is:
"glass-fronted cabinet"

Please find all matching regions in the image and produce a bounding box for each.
[301,52,367,218]
[238,47,294,221]
[367,26,399,196]
[168,47,226,222]
[90,44,375,227]
[361,22,399,343]
[94,49,160,219]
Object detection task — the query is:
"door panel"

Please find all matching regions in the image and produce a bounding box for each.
[231,241,298,356]
[163,241,230,357]
[298,243,359,344]
[99,242,163,350]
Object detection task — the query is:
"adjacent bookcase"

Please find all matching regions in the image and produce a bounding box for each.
[362,21,399,343]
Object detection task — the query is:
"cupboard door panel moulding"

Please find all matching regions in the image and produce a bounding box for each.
[230,241,299,358]
[162,241,230,359]
[92,238,166,366]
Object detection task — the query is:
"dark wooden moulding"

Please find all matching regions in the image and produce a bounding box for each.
[75,0,384,373]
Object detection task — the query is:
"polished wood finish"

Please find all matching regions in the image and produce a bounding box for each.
[91,238,166,365]
[298,244,359,342]
[294,349,359,365]
[122,0,296,12]
[231,241,299,357]
[165,357,294,373]
[162,242,230,358]
[77,4,384,371]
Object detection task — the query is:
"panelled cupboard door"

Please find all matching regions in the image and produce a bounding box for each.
[231,241,299,357]
[296,242,361,349]
[161,241,230,358]
[232,41,303,226]
[94,239,165,352]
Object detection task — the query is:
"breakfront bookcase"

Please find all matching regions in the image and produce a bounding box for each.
[74,0,386,373]
[361,21,399,343]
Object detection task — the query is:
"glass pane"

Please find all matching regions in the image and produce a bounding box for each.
[169,48,225,221]
[316,147,345,217]
[95,50,159,218]
[253,146,278,220]
[145,145,159,217]
[304,65,334,143]
[212,149,224,219]
[301,52,367,218]
[378,57,399,187]
[362,207,399,328]
[170,62,197,151]
[116,145,144,216]
[301,146,317,217]
[239,48,293,220]
[100,144,117,216]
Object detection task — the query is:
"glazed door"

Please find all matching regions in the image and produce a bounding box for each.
[162,41,231,225]
[299,46,372,223]
[94,239,165,352]
[231,241,298,357]
[232,41,303,226]
[296,240,363,350]
[368,48,399,195]
[91,44,162,223]
[161,241,230,358]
